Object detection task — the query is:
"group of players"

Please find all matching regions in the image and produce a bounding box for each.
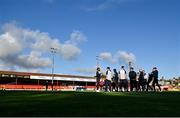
[96,66,161,92]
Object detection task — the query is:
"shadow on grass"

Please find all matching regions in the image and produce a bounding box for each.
[0,90,180,117]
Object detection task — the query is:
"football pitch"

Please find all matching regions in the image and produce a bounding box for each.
[0,90,180,117]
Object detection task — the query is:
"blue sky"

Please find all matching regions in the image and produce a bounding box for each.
[0,0,179,79]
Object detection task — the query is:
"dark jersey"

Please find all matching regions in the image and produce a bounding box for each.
[113,72,119,82]
[129,71,137,80]
[152,70,158,79]
[96,71,101,80]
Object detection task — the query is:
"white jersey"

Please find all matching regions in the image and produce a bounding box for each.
[144,74,148,81]
[106,70,112,81]
[119,69,127,80]
[136,73,139,81]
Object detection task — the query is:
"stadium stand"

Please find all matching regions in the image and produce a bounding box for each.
[0,70,96,91]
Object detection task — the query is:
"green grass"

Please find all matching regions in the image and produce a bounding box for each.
[0,90,180,117]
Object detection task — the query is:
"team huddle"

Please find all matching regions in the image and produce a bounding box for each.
[96,66,161,92]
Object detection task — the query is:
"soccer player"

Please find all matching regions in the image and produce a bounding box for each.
[138,69,146,91]
[146,72,154,91]
[105,67,112,92]
[129,67,137,91]
[119,66,128,92]
[96,67,102,92]
[112,69,119,92]
[152,67,161,92]
[136,72,140,91]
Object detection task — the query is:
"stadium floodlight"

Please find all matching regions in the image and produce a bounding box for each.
[128,61,132,72]
[96,56,100,68]
[50,47,57,91]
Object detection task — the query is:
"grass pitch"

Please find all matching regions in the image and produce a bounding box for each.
[0,90,180,117]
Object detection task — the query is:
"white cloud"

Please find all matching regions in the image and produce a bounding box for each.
[60,44,81,60]
[66,30,87,46]
[30,30,85,61]
[0,51,52,70]
[0,22,86,70]
[85,0,125,11]
[99,50,136,64]
[17,51,52,69]
[0,32,22,58]
[31,35,61,52]
[99,52,116,63]
[116,50,136,63]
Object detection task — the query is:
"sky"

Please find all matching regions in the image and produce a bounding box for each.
[0,0,179,79]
